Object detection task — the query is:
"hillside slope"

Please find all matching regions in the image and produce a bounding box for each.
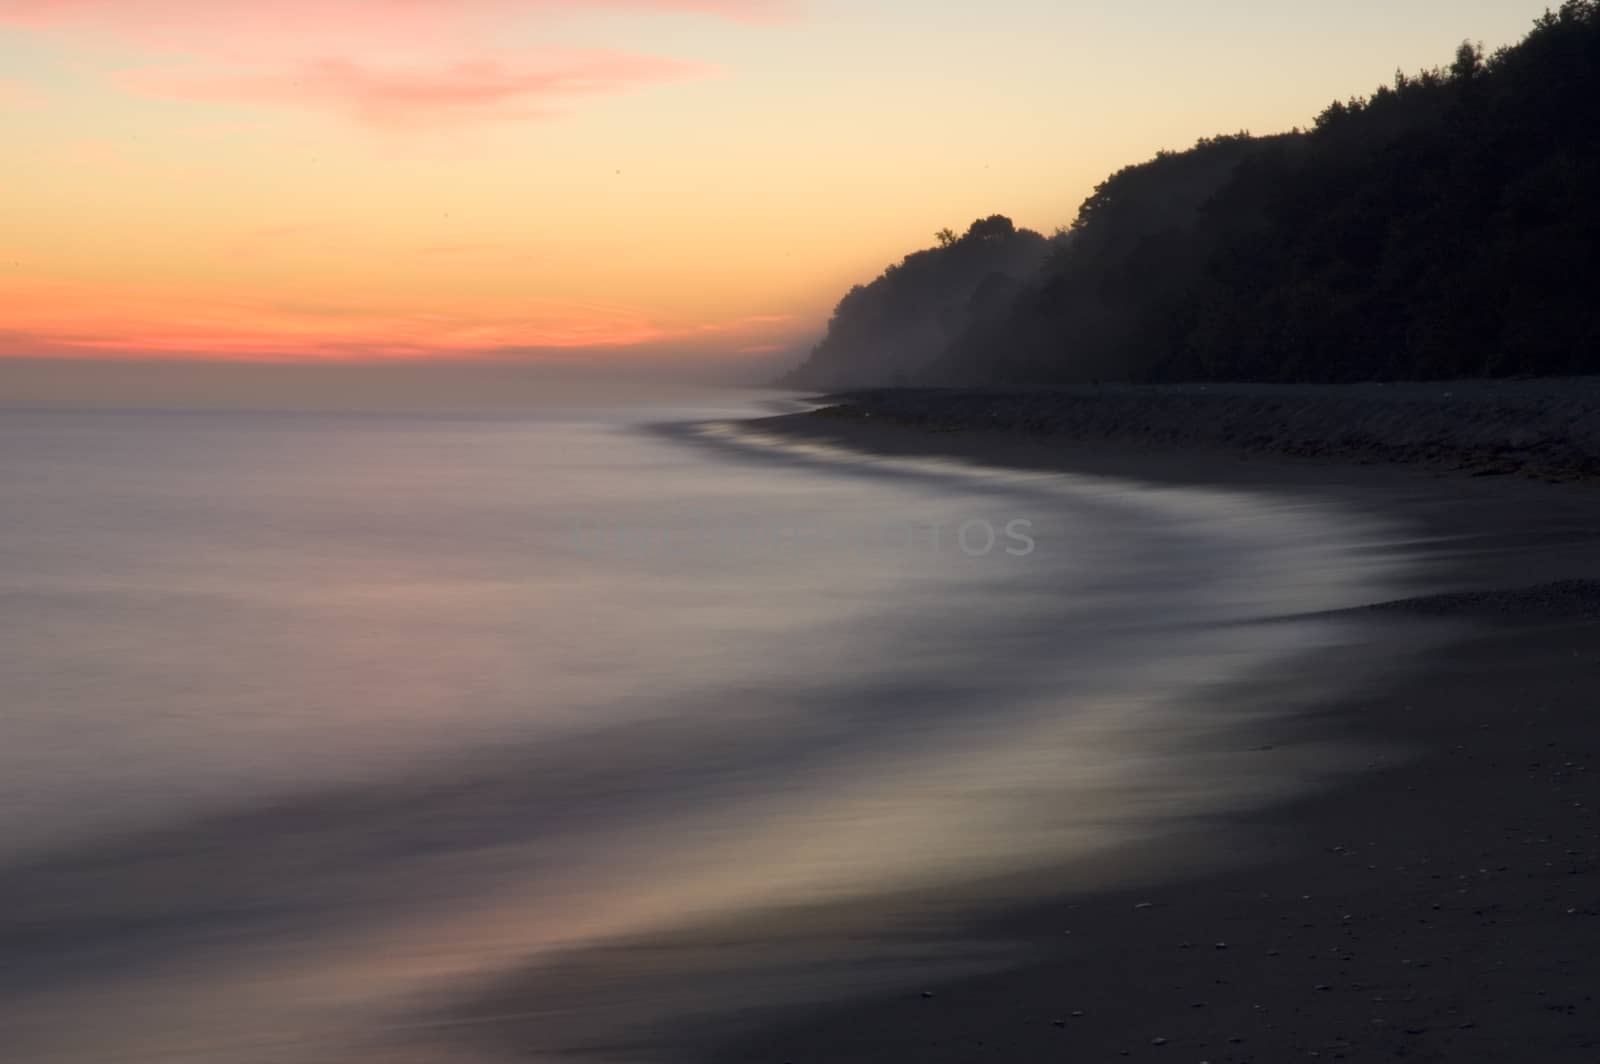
[789,2,1600,388]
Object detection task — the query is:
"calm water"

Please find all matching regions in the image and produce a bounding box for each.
[0,397,1408,1062]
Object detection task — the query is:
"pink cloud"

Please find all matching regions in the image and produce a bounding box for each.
[0,277,678,359]
[0,272,811,361]
[130,52,713,126]
[0,0,789,124]
[0,1,791,55]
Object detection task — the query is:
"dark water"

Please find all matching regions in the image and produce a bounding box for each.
[0,397,1409,1061]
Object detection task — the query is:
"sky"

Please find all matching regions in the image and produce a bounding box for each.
[0,0,1559,387]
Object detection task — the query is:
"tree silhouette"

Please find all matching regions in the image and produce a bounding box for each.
[787,3,1600,388]
[965,215,1017,242]
[1450,40,1485,80]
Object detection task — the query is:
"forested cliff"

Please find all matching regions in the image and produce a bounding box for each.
[786,2,1600,388]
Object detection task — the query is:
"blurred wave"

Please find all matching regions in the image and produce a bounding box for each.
[0,398,1413,1061]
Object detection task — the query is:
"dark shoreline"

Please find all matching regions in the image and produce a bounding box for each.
[688,407,1600,1062]
[804,381,1600,483]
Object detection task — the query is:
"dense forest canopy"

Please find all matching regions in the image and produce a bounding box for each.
[786,2,1600,388]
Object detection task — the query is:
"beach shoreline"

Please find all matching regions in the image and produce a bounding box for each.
[799,381,1600,483]
[684,406,1600,1062]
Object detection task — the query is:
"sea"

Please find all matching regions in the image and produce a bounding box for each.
[0,393,1410,1062]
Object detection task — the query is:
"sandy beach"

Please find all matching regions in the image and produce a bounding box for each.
[685,402,1600,1062]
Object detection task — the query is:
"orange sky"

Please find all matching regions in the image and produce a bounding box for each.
[0,0,1557,374]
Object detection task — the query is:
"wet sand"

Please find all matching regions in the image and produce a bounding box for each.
[695,408,1600,1063]
[395,403,1600,1064]
[802,380,1600,481]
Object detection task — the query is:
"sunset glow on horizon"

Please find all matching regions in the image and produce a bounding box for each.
[2,0,1555,374]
